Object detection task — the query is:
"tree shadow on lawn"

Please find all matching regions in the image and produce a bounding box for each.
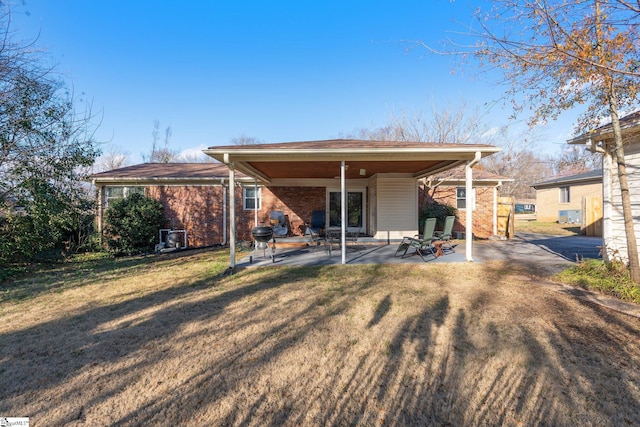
[1,262,639,426]
[476,234,602,277]
[0,249,218,304]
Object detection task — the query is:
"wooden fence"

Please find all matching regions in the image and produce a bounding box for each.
[582,196,603,237]
[497,196,515,239]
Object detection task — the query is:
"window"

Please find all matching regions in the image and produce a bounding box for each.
[104,186,145,209]
[456,187,475,210]
[243,187,261,210]
[560,186,570,203]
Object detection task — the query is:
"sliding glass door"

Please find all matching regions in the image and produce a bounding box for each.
[327,189,366,230]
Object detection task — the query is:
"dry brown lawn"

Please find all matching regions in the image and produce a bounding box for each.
[1,249,640,426]
[514,220,581,236]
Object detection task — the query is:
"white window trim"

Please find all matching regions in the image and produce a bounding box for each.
[104,186,145,209]
[243,186,262,211]
[456,187,476,211]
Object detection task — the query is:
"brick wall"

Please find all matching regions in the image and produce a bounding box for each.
[147,186,226,247]
[101,182,496,247]
[100,185,327,248]
[420,184,496,239]
[247,186,326,239]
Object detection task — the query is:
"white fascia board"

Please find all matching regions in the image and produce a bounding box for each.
[204,147,501,163]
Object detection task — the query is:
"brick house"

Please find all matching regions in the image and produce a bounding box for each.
[420,167,513,239]
[92,139,502,264]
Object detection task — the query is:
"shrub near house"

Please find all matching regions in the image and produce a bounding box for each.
[104,193,166,256]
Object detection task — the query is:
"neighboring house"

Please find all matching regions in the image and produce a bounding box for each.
[568,111,640,263]
[532,170,603,228]
[420,167,513,239]
[92,139,502,263]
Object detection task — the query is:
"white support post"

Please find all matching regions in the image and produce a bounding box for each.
[229,163,236,270]
[222,184,227,245]
[341,160,347,265]
[465,162,473,261]
[465,152,481,262]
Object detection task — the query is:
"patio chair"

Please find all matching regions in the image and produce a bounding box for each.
[394,217,437,261]
[305,210,326,252]
[306,210,325,236]
[269,211,289,237]
[434,215,456,253]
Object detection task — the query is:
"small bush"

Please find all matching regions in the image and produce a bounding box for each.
[419,202,457,231]
[554,259,640,304]
[104,193,166,256]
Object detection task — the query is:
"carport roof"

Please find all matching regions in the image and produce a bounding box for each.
[204,139,500,182]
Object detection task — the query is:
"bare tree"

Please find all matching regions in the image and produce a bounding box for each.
[231,135,263,145]
[482,127,555,199]
[143,120,179,163]
[176,151,218,163]
[554,145,602,176]
[93,144,130,172]
[347,100,490,144]
[425,0,640,281]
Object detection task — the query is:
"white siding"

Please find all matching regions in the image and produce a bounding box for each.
[368,185,377,237]
[374,177,418,240]
[603,141,640,263]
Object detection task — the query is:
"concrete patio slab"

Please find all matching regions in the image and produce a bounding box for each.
[236,232,603,271]
[237,241,466,268]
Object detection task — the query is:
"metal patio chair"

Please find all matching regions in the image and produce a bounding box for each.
[395,217,438,261]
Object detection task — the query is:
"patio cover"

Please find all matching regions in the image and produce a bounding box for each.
[204,139,500,268]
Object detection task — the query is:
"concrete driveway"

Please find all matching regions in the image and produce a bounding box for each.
[474,232,603,275]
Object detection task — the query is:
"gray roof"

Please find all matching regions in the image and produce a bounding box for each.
[568,110,640,145]
[532,169,602,188]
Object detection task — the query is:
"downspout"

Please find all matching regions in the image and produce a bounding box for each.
[465,151,482,262]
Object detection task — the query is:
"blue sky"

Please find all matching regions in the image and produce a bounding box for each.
[12,0,577,163]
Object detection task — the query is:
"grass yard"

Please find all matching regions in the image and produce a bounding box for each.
[1,248,640,426]
[515,219,581,236]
